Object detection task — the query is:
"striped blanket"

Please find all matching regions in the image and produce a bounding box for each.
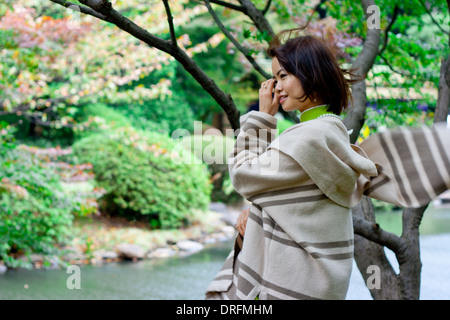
[356,125,450,208]
[205,111,449,300]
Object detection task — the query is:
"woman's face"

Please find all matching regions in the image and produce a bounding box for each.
[271,57,316,113]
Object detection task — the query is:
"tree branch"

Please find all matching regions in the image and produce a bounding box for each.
[418,0,449,35]
[238,0,274,38]
[203,0,271,79]
[162,0,177,47]
[353,215,405,254]
[50,0,241,130]
[378,5,400,56]
[344,0,380,143]
[262,0,272,15]
[352,197,401,299]
[435,0,450,124]
[379,54,411,77]
[396,205,428,299]
[208,0,246,13]
[49,0,112,22]
[435,58,450,122]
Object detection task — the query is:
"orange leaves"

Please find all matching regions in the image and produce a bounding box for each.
[0,178,29,199]
[291,16,362,62]
[0,6,91,50]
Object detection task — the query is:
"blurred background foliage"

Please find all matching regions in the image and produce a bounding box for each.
[0,0,448,267]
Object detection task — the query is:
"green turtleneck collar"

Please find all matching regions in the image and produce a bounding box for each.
[299,105,332,122]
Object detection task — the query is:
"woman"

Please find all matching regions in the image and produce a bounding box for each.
[205,31,450,300]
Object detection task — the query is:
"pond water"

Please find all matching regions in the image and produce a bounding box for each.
[1,205,450,300]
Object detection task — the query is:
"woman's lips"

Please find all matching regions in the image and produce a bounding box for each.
[279,96,287,104]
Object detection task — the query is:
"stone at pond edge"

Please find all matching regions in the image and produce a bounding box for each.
[147,247,176,259]
[0,262,7,274]
[93,250,119,260]
[176,240,204,253]
[115,243,146,260]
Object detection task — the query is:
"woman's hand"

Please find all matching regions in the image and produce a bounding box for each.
[259,79,279,116]
[235,207,250,237]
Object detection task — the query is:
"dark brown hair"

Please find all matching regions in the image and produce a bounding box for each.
[267,29,361,115]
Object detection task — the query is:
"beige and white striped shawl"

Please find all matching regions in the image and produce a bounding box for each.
[205,111,450,300]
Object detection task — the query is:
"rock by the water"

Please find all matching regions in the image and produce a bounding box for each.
[115,243,146,260]
[148,247,176,259]
[176,240,204,253]
[98,250,119,260]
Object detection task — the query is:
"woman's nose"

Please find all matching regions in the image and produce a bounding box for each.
[274,81,282,92]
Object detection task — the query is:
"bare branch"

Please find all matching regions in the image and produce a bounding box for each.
[238,0,274,38]
[49,0,112,22]
[343,0,380,143]
[353,215,405,254]
[162,0,177,47]
[378,5,400,56]
[379,54,411,77]
[418,0,449,35]
[50,0,241,130]
[208,0,246,13]
[203,0,271,79]
[262,0,272,15]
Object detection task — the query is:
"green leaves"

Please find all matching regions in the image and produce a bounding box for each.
[71,126,212,229]
[0,146,74,268]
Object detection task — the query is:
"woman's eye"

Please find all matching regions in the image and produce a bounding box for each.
[280,74,287,78]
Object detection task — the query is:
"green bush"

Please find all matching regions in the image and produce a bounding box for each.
[0,146,74,268]
[72,103,133,139]
[71,127,212,228]
[113,95,196,135]
[180,134,242,204]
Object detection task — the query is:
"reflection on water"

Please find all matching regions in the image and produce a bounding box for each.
[1,205,449,300]
[0,241,232,300]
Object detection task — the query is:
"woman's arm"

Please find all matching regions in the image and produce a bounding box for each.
[228,111,306,199]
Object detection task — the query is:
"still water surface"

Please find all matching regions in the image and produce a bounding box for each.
[1,205,449,300]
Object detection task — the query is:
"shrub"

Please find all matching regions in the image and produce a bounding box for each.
[0,146,74,268]
[72,103,133,139]
[179,134,242,204]
[71,127,212,228]
[112,95,196,135]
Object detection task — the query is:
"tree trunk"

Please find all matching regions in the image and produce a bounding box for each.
[397,206,427,299]
[353,197,401,299]
[237,0,275,38]
[344,0,380,144]
[353,197,427,299]
[435,57,450,123]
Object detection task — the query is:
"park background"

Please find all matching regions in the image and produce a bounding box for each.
[0,0,449,299]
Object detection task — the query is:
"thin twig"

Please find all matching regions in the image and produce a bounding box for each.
[162,0,177,47]
[203,0,271,79]
[49,0,112,22]
[418,0,449,35]
[379,54,411,77]
[262,0,272,15]
[378,5,400,56]
[208,0,246,13]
